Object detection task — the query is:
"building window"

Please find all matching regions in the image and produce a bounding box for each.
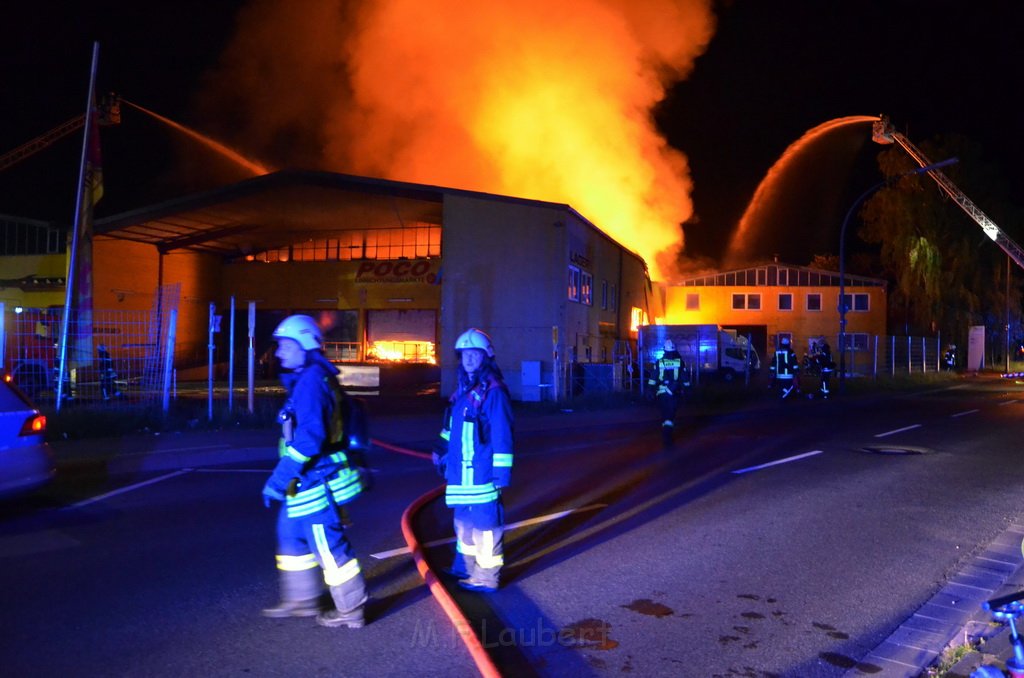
[581,272,593,306]
[244,224,442,262]
[778,293,793,311]
[806,293,822,311]
[609,284,617,310]
[686,293,700,310]
[630,306,648,333]
[850,333,869,351]
[568,265,581,302]
[601,280,608,310]
[0,217,66,255]
[842,293,870,312]
[732,293,759,310]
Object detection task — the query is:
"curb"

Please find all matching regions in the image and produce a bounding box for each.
[845,521,1024,677]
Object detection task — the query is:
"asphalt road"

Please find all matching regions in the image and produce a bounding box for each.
[2,377,1023,677]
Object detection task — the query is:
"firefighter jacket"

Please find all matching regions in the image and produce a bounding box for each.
[264,352,364,519]
[816,347,835,373]
[436,372,514,508]
[649,350,687,396]
[770,347,799,379]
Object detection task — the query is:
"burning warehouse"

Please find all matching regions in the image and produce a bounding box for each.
[90,170,658,401]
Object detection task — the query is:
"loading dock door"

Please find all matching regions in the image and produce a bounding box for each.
[366,310,437,363]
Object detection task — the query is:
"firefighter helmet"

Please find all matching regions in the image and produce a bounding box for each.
[780,335,790,347]
[273,314,322,351]
[664,339,676,352]
[454,328,494,357]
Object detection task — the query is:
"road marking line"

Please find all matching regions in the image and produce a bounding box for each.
[874,424,922,438]
[370,503,607,559]
[951,409,979,418]
[65,469,193,509]
[731,450,823,475]
[193,467,380,474]
[1000,400,1019,406]
[145,444,231,453]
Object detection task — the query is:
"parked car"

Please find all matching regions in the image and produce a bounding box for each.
[0,374,55,498]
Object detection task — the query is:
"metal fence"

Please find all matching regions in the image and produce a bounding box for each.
[1,286,179,409]
[825,334,948,377]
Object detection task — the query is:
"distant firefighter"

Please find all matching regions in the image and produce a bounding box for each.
[769,336,800,399]
[813,340,835,399]
[943,344,958,371]
[97,343,120,400]
[648,339,689,447]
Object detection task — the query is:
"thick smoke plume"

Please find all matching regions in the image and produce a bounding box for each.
[197,0,715,280]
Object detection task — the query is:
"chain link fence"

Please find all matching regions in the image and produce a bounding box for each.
[1,287,179,410]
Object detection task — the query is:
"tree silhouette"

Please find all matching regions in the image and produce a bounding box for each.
[859,135,1024,357]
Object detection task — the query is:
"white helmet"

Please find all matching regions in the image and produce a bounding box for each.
[664,339,676,352]
[780,335,790,347]
[454,328,494,357]
[273,314,322,351]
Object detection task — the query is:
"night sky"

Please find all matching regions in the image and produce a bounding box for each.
[3,0,1022,266]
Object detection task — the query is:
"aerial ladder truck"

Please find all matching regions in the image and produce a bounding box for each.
[872,115,1024,271]
[0,94,120,172]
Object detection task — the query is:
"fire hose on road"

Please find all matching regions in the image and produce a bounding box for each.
[373,437,502,678]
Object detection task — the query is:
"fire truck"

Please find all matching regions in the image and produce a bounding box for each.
[872,116,1024,271]
[3,309,62,399]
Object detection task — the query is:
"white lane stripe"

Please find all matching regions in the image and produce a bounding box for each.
[65,469,193,509]
[1000,400,1019,406]
[731,450,823,475]
[370,503,607,559]
[951,409,979,418]
[193,467,381,474]
[874,424,922,438]
[145,444,230,453]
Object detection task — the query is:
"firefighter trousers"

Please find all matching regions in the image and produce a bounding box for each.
[274,503,365,603]
[451,500,504,587]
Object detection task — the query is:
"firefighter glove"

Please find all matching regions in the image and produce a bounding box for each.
[262,481,286,508]
[432,452,447,477]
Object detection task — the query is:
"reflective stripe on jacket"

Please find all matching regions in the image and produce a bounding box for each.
[441,375,514,507]
[268,353,364,518]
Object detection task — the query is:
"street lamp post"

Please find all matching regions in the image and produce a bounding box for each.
[838,157,959,393]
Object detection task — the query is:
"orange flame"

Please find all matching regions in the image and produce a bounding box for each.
[200,0,716,280]
[367,340,436,365]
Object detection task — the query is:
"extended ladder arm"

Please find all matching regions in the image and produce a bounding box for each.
[872,116,1024,270]
[0,95,121,173]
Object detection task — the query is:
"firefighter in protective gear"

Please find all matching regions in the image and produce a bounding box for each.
[262,314,369,628]
[432,328,514,593]
[648,339,688,446]
[769,335,800,399]
[944,344,958,371]
[97,343,120,400]
[814,340,835,399]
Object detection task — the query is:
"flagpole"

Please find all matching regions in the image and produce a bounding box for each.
[56,41,100,410]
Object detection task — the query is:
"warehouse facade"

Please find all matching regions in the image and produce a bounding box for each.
[89,170,657,400]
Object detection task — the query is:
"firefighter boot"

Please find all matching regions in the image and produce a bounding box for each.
[661,421,675,448]
[459,559,500,593]
[317,573,368,629]
[262,569,323,618]
[443,550,474,579]
[458,533,501,593]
